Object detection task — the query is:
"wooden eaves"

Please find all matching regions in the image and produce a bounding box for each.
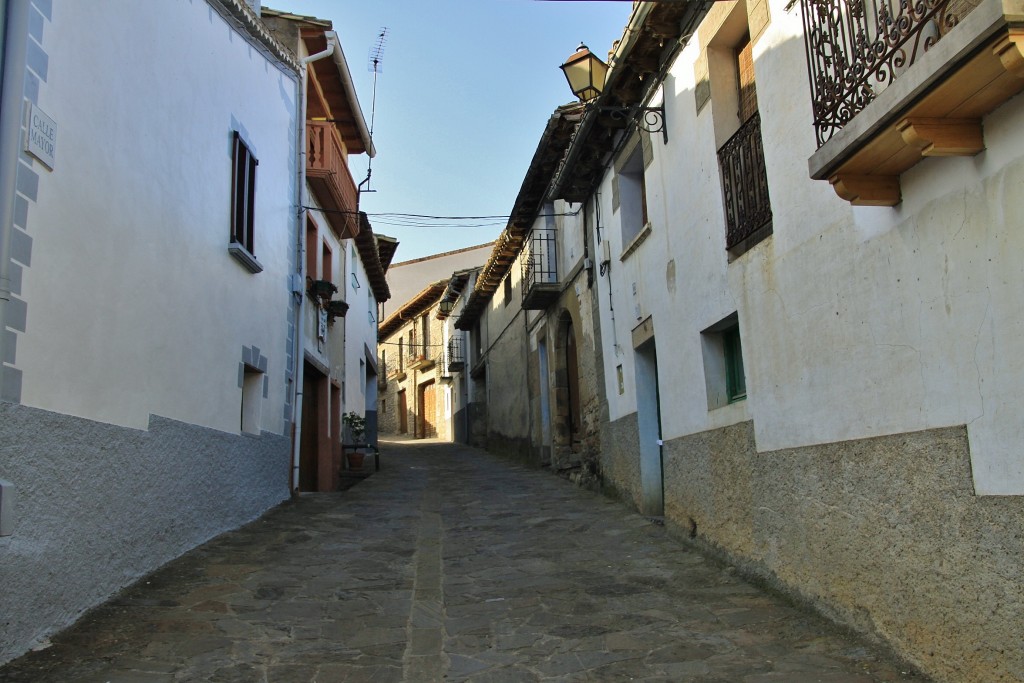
[354,212,393,304]
[549,1,714,203]
[453,103,584,331]
[215,1,301,74]
[436,269,475,321]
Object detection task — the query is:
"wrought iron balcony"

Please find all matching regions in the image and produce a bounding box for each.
[803,0,1024,204]
[447,337,465,373]
[407,351,434,371]
[307,121,359,238]
[802,0,982,147]
[522,228,560,310]
[718,112,772,251]
[383,356,406,381]
[436,351,453,382]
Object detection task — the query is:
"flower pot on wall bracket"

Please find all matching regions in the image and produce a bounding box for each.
[326,299,349,324]
[308,279,338,302]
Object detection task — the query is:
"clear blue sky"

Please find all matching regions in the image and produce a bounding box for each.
[272,1,633,262]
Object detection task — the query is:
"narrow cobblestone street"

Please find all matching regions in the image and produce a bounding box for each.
[0,439,928,682]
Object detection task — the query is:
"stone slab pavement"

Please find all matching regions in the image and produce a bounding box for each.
[0,439,929,682]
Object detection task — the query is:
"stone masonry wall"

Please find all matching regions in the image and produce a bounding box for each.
[662,420,1024,683]
[485,310,532,462]
[599,412,642,509]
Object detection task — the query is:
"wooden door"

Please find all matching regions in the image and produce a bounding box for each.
[398,389,408,434]
[566,322,581,443]
[299,368,318,492]
[419,380,437,438]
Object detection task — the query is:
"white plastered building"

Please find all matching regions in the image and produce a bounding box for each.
[540,1,1024,681]
[0,0,324,663]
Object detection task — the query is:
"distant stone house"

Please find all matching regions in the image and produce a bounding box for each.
[433,268,477,446]
[383,242,494,322]
[452,104,606,474]
[377,280,450,440]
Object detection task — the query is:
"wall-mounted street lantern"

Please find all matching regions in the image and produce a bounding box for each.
[438,298,455,316]
[560,43,609,102]
[559,42,667,143]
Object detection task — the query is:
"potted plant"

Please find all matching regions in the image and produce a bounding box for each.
[342,411,367,469]
[326,299,349,325]
[308,278,338,302]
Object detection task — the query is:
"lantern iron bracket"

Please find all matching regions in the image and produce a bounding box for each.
[596,104,667,144]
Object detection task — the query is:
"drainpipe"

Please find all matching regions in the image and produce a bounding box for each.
[290,34,336,492]
[0,0,30,403]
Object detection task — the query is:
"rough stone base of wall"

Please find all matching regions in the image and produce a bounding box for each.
[0,403,290,665]
[452,407,468,444]
[599,412,642,509]
[661,420,1024,683]
[485,430,536,466]
[467,402,487,449]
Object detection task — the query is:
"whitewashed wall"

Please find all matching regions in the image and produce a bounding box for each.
[345,237,378,415]
[0,0,297,665]
[301,195,346,388]
[593,0,1024,495]
[17,0,297,436]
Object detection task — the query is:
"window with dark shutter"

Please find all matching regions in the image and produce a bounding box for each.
[736,34,758,123]
[231,131,257,256]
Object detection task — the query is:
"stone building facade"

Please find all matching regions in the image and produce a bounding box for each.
[377,280,451,441]
[453,106,607,477]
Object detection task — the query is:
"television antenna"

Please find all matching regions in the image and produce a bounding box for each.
[359,27,388,196]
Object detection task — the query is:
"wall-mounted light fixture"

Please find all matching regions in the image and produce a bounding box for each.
[560,43,667,143]
[438,299,455,316]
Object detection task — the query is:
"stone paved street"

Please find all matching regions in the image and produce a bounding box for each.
[0,439,928,682]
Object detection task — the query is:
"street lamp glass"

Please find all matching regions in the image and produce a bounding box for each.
[560,43,608,102]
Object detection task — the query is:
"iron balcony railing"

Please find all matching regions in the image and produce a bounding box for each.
[381,356,404,380]
[435,351,452,381]
[801,0,980,146]
[718,112,772,250]
[447,336,465,372]
[522,227,559,309]
[523,228,557,290]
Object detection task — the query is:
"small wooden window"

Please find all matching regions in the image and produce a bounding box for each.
[322,241,332,284]
[231,131,258,255]
[305,218,317,280]
[736,34,758,123]
[723,325,747,403]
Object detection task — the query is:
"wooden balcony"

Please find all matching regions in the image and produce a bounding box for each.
[307,121,360,237]
[804,0,1024,205]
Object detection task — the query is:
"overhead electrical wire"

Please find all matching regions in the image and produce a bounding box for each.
[299,205,583,229]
